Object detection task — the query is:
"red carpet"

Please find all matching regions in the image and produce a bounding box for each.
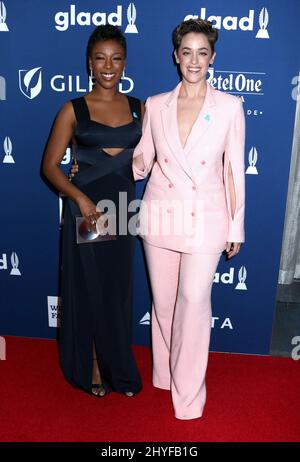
[0,336,299,442]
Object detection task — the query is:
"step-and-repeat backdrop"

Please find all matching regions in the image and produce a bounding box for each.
[1,0,299,354]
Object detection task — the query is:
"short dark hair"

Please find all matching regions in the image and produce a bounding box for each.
[172,19,218,54]
[87,24,127,57]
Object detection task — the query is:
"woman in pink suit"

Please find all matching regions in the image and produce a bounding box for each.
[133,19,245,420]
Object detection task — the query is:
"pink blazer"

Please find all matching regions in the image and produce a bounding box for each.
[133,82,245,254]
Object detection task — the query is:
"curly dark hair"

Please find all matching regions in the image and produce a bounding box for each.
[172,19,218,54]
[87,24,127,57]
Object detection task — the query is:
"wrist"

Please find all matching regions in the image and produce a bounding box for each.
[74,194,86,206]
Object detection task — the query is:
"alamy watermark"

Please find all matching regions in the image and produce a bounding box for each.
[93,193,205,242]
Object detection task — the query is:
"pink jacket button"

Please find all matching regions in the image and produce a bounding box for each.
[164,158,168,163]
[201,160,206,165]
[192,186,196,191]
[168,184,172,188]
[191,212,195,217]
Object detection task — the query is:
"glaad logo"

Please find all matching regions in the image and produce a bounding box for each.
[0,336,6,360]
[246,147,258,175]
[55,3,138,34]
[0,252,21,275]
[139,312,150,325]
[213,266,248,290]
[207,67,264,97]
[0,76,6,100]
[2,136,14,163]
[10,252,21,275]
[0,1,9,31]
[125,3,138,33]
[235,266,247,290]
[185,6,270,39]
[19,67,42,99]
[256,8,270,39]
[47,296,61,328]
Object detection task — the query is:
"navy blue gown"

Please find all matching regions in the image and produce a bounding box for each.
[60,96,142,395]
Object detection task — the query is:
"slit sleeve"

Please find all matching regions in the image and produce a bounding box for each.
[224,98,246,243]
[132,97,156,180]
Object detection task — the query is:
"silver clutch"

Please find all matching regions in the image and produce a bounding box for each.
[75,216,117,244]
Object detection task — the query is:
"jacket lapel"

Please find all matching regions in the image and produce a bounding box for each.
[183,83,216,157]
[160,82,194,181]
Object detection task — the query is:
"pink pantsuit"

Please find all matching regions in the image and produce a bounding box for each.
[133,82,245,419]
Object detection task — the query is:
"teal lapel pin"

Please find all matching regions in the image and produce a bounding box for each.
[204,114,210,121]
[133,112,138,118]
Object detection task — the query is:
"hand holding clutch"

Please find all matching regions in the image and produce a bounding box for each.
[76,215,117,244]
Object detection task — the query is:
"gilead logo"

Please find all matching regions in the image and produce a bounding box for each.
[19,67,42,99]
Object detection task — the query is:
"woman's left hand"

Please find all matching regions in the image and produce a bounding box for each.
[226,242,242,259]
[69,162,79,181]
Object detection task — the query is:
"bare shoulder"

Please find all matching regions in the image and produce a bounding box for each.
[56,101,76,126]
[59,100,75,116]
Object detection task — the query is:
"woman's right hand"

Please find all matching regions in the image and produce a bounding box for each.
[76,195,102,230]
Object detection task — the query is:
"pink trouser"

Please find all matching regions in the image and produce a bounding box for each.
[143,242,221,420]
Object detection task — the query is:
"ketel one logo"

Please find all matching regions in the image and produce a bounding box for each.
[2,136,14,163]
[246,147,258,175]
[19,67,42,99]
[185,6,270,39]
[0,1,9,32]
[207,67,264,97]
[0,252,21,276]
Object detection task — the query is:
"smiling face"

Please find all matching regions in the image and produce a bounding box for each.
[89,39,126,89]
[174,32,215,85]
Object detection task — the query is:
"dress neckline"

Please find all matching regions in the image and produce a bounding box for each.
[82,96,135,129]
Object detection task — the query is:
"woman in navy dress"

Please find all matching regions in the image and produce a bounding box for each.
[43,25,143,397]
